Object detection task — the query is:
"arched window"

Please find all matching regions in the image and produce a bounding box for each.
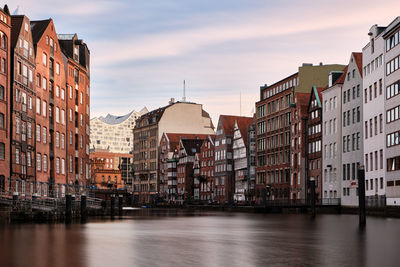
[101,175,105,182]
[0,33,6,50]
[0,85,3,100]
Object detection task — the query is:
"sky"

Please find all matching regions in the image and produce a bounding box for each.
[8,0,400,125]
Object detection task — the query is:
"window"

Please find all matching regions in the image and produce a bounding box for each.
[43,53,47,66]
[36,98,41,114]
[56,86,60,97]
[0,85,3,100]
[43,127,47,144]
[15,148,20,164]
[36,125,41,142]
[0,113,3,128]
[43,155,47,172]
[43,77,47,90]
[56,132,60,147]
[61,109,65,125]
[56,107,60,123]
[42,101,47,117]
[56,158,60,174]
[61,134,65,149]
[61,89,65,100]
[56,62,60,75]
[0,142,4,160]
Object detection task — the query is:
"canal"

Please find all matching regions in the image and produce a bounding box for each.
[0,210,399,267]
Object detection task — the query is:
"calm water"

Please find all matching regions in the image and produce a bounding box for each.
[0,210,399,267]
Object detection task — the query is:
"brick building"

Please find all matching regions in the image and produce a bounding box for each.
[132,100,214,204]
[255,64,345,203]
[58,33,90,192]
[0,5,10,192]
[176,138,204,203]
[198,135,215,203]
[10,15,36,195]
[306,86,324,201]
[159,132,208,201]
[89,150,132,190]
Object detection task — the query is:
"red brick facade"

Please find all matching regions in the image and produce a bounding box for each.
[198,135,215,202]
[0,6,10,191]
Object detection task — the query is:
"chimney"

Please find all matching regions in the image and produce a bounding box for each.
[319,62,323,66]
[169,98,175,105]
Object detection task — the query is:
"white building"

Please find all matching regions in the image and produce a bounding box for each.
[90,108,148,153]
[383,17,400,206]
[362,24,387,206]
[341,52,363,207]
[322,70,345,202]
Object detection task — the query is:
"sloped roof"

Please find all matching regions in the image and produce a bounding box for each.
[308,86,324,111]
[334,66,348,85]
[11,15,24,48]
[30,19,51,44]
[218,115,253,136]
[165,133,210,152]
[234,118,253,146]
[295,92,310,106]
[180,139,204,156]
[98,111,134,125]
[352,52,363,78]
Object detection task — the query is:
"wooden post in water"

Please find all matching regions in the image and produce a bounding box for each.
[358,166,366,226]
[66,194,72,222]
[81,195,87,219]
[118,195,123,217]
[310,178,316,218]
[110,194,115,218]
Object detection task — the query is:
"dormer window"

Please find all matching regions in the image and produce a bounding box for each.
[74,46,79,61]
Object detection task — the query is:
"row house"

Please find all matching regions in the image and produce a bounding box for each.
[246,120,256,202]
[290,92,309,200]
[159,132,208,202]
[3,12,90,198]
[363,25,386,206]
[306,86,324,201]
[321,69,347,201]
[233,117,253,203]
[132,99,214,204]
[214,115,252,204]
[383,18,400,206]
[197,135,215,203]
[58,33,91,192]
[10,15,36,194]
[0,5,10,192]
[176,139,203,203]
[256,63,345,203]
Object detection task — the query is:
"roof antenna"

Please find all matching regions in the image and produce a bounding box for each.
[183,80,186,102]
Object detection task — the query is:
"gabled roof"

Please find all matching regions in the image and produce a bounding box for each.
[30,19,51,44]
[218,115,253,136]
[164,133,210,152]
[11,15,24,48]
[308,86,324,111]
[352,52,363,78]
[180,139,204,156]
[234,118,253,146]
[334,66,348,85]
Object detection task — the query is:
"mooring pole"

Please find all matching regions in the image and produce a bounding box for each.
[310,177,316,218]
[66,194,72,222]
[110,194,115,218]
[81,194,87,219]
[118,195,123,217]
[358,166,366,226]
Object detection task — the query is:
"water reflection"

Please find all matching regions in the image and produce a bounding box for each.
[1,211,399,267]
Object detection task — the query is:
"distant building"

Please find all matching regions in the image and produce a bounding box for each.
[233,117,253,203]
[176,138,204,203]
[89,150,133,190]
[159,132,209,202]
[132,100,214,204]
[90,157,123,190]
[90,108,148,153]
[198,135,215,203]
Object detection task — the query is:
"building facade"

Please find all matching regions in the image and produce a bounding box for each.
[341,53,363,207]
[132,100,214,204]
[198,135,215,203]
[233,118,253,203]
[256,63,345,203]
[0,5,10,192]
[90,108,148,153]
[306,86,324,201]
[383,18,400,206]
[363,25,387,206]
[58,33,90,190]
[321,70,345,201]
[10,15,36,195]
